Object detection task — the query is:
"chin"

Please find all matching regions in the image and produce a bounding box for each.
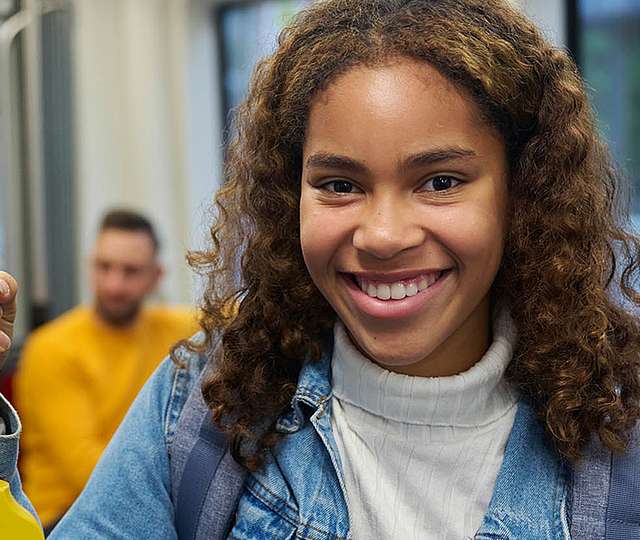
[353,330,434,368]
[96,302,141,326]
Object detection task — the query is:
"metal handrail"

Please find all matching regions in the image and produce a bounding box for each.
[21,0,48,308]
[0,8,31,338]
[0,9,30,45]
[1,0,75,336]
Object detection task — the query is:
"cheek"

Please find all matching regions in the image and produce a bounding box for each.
[93,272,108,291]
[300,211,332,281]
[139,272,158,290]
[299,194,352,283]
[299,195,325,280]
[433,202,506,269]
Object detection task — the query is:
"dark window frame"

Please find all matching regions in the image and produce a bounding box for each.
[567,0,640,215]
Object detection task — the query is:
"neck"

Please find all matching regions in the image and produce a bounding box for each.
[331,306,517,426]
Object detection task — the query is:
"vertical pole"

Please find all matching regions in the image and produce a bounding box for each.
[0,10,31,340]
[22,0,49,323]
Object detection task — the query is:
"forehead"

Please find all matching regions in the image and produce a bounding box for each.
[94,229,155,266]
[303,58,500,162]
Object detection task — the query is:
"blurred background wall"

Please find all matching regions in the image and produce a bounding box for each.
[1,0,226,343]
[0,0,638,346]
[73,0,222,305]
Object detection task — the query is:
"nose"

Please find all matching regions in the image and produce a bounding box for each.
[352,197,426,260]
[103,269,128,294]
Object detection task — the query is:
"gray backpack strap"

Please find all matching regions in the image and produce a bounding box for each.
[571,436,611,539]
[170,344,247,540]
[604,424,640,539]
[571,423,640,540]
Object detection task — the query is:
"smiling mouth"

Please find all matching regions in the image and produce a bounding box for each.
[348,270,447,301]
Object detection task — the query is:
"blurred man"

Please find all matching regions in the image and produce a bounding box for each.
[15,209,199,531]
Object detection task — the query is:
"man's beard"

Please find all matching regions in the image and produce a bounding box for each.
[95,299,142,327]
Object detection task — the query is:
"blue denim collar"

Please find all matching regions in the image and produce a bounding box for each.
[275,338,333,434]
[475,400,570,539]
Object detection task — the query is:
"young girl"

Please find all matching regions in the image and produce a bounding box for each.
[1,0,639,538]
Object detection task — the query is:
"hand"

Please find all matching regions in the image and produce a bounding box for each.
[0,272,17,370]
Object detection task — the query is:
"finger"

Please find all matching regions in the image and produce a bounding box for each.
[0,272,18,325]
[0,330,10,353]
[0,271,17,299]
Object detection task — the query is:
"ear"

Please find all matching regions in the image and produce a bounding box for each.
[149,263,164,292]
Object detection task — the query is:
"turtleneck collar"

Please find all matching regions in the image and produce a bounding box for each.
[331,309,518,428]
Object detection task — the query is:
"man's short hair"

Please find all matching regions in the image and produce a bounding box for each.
[99,209,160,253]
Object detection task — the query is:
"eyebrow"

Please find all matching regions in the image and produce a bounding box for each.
[305,153,368,174]
[305,146,478,174]
[401,147,478,170]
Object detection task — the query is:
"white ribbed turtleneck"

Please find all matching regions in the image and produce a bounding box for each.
[330,311,518,539]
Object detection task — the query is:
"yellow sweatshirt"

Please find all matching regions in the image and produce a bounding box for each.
[14,305,199,526]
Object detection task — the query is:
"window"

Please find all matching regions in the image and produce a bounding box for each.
[571,0,640,215]
[216,0,310,135]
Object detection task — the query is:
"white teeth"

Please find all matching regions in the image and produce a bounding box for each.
[405,283,418,296]
[377,284,391,300]
[356,272,442,300]
[390,283,405,299]
[366,283,377,297]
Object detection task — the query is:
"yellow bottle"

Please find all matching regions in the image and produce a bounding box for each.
[0,479,44,539]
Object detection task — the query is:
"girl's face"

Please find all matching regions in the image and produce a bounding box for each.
[300,59,508,377]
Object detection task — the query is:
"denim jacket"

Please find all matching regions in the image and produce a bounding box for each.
[0,343,571,539]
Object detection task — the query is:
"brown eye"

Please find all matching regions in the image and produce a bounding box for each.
[423,175,461,192]
[323,180,360,193]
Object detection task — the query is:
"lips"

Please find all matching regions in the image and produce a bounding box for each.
[341,269,451,319]
[354,271,443,300]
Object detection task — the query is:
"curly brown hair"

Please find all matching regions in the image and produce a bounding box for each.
[182,0,640,470]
